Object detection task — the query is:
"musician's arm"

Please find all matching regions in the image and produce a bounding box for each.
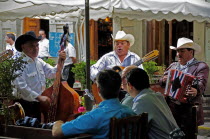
[159,63,175,87]
[90,56,107,81]
[67,43,77,64]
[12,71,40,102]
[195,63,209,96]
[52,120,64,137]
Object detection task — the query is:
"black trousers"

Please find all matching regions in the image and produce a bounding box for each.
[62,64,75,88]
[166,97,196,139]
[15,99,41,122]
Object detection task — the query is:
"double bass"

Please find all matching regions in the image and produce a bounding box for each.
[41,24,80,123]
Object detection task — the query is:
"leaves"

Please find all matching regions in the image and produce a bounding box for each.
[71,60,96,89]
[143,61,158,75]
[0,56,27,99]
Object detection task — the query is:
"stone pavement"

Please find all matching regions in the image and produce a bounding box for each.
[198,122,210,139]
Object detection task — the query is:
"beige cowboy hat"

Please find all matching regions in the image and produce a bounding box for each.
[114,31,135,46]
[170,37,201,54]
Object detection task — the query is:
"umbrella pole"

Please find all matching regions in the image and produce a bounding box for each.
[85,0,93,111]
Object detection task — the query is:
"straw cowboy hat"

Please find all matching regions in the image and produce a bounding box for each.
[15,31,41,52]
[170,37,201,54]
[114,31,135,46]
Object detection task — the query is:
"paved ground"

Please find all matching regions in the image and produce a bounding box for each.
[198,122,210,139]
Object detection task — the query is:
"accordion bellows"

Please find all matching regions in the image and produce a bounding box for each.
[165,69,196,103]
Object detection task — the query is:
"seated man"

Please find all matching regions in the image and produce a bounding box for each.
[121,65,137,108]
[52,69,136,138]
[125,68,181,139]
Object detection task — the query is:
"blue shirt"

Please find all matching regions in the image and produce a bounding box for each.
[90,51,143,81]
[62,98,136,138]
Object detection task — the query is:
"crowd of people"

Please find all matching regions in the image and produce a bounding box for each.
[2,28,209,139]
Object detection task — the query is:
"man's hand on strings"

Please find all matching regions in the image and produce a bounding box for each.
[186,87,197,97]
[58,50,66,60]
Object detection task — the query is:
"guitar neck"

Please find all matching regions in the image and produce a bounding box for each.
[132,59,143,66]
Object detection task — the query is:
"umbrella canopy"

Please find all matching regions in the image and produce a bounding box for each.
[0,0,114,21]
[1,0,210,22]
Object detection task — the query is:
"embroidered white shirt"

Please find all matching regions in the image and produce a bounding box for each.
[12,54,57,102]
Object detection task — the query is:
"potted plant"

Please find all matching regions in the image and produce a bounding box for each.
[0,56,26,135]
[71,60,97,111]
[71,60,96,90]
[142,61,159,84]
[143,61,165,94]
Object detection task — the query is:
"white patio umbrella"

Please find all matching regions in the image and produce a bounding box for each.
[1,0,210,22]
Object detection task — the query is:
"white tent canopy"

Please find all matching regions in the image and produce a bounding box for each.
[1,0,210,22]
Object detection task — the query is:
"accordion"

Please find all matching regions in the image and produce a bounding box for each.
[164,69,197,103]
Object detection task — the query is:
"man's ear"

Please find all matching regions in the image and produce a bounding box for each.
[127,82,135,90]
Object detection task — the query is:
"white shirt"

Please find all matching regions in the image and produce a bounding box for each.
[38,38,50,57]
[12,53,57,102]
[90,51,144,81]
[6,43,21,58]
[64,43,76,66]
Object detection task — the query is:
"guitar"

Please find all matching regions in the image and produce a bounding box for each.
[0,49,13,63]
[92,50,159,104]
[114,50,159,72]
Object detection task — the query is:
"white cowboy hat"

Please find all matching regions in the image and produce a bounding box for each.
[170,37,201,54]
[114,31,135,46]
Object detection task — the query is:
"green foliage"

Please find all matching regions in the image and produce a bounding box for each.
[0,56,27,126]
[143,61,158,75]
[71,60,96,89]
[0,57,27,99]
[157,65,166,75]
[44,58,56,66]
[143,61,166,84]
[43,58,56,88]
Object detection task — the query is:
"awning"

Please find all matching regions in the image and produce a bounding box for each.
[0,0,210,22]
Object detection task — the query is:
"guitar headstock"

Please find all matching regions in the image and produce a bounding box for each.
[142,50,159,62]
[0,50,13,63]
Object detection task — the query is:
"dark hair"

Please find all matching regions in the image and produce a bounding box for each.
[186,48,194,56]
[7,33,15,41]
[39,29,45,33]
[126,68,150,91]
[96,70,121,99]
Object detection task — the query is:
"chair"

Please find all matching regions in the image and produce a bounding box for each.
[109,112,148,139]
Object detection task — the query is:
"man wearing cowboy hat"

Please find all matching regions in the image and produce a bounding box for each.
[90,30,143,81]
[12,31,66,121]
[159,37,209,138]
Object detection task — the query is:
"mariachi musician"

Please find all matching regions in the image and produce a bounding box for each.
[90,30,143,81]
[90,30,144,102]
[12,31,66,121]
[159,37,209,138]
